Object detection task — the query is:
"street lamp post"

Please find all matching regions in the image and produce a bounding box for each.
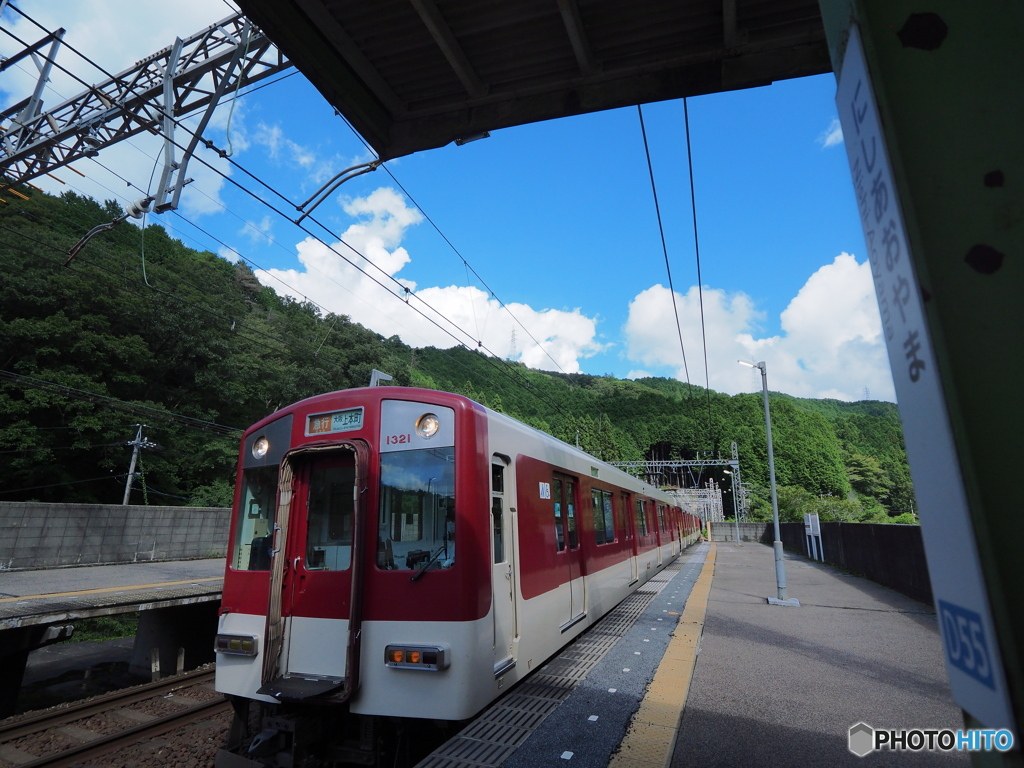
[738,360,799,607]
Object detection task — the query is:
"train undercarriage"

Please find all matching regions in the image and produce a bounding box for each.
[216,696,463,768]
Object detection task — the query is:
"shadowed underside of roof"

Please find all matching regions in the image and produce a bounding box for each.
[236,0,832,160]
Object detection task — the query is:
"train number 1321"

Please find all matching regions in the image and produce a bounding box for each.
[385,433,412,445]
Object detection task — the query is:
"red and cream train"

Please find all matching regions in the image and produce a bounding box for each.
[215,387,701,766]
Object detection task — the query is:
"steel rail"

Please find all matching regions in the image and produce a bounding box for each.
[0,668,214,742]
[14,696,230,768]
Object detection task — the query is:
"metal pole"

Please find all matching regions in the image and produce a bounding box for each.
[122,424,143,505]
[724,470,740,542]
[730,473,740,543]
[758,362,792,604]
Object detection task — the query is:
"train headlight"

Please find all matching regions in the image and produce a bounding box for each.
[384,644,448,671]
[215,633,259,656]
[252,436,270,459]
[415,413,440,439]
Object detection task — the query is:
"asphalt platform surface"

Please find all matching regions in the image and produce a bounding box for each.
[671,542,969,767]
[0,558,225,599]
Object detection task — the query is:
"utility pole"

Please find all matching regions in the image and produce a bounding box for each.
[123,425,157,505]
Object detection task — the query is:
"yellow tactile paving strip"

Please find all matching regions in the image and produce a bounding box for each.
[608,543,716,768]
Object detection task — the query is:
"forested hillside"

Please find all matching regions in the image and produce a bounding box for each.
[1,190,412,506]
[410,348,916,523]
[1,189,915,522]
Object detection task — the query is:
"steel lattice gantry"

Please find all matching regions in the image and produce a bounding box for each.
[0,12,290,205]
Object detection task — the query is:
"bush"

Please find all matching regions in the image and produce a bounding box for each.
[888,512,919,525]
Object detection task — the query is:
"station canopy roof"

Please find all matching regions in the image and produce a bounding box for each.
[236,0,832,160]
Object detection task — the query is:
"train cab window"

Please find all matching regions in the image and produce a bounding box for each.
[377,447,456,571]
[492,459,506,564]
[634,499,649,537]
[304,457,356,571]
[232,465,279,571]
[592,489,615,545]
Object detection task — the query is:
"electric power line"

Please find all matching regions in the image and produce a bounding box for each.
[0,369,242,437]
[2,8,570,416]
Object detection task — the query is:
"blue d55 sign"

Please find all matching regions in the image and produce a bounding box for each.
[938,600,995,690]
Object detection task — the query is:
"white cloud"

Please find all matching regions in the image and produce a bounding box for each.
[818,118,844,148]
[253,122,317,169]
[218,245,242,264]
[240,216,274,246]
[254,187,604,373]
[624,254,896,401]
[624,284,762,386]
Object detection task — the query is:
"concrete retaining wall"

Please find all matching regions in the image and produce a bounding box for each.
[0,502,231,571]
[706,522,770,543]
[708,519,933,604]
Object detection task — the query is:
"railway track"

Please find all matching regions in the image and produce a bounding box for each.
[0,668,232,768]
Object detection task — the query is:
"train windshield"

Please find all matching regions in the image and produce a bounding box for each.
[377,447,456,571]
[233,465,279,571]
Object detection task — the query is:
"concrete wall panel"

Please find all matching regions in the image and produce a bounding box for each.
[0,502,230,571]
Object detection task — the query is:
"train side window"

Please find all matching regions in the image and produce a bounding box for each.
[658,504,667,533]
[565,478,578,550]
[233,465,279,571]
[553,477,565,552]
[592,489,614,545]
[492,459,506,564]
[634,499,649,537]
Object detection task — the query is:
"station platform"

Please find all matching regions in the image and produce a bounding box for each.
[0,558,224,630]
[0,558,225,716]
[420,541,968,768]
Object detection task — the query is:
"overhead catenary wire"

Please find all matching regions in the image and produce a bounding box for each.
[636,105,693,393]
[2,7,570,417]
[0,369,243,437]
[682,98,717,452]
[377,161,571,376]
[333,107,572,377]
[0,222,358,380]
[3,193,565,427]
[0,473,130,496]
[2,198,547,430]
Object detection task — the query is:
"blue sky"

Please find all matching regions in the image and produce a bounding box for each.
[1,1,896,401]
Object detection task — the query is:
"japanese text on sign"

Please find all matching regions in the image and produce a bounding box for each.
[842,69,925,385]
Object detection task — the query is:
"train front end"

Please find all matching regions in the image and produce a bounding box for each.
[215,388,493,763]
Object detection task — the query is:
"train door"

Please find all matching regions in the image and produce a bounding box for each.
[655,503,665,566]
[262,445,365,699]
[622,492,638,585]
[553,473,585,629]
[491,455,518,675]
[633,498,650,576]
